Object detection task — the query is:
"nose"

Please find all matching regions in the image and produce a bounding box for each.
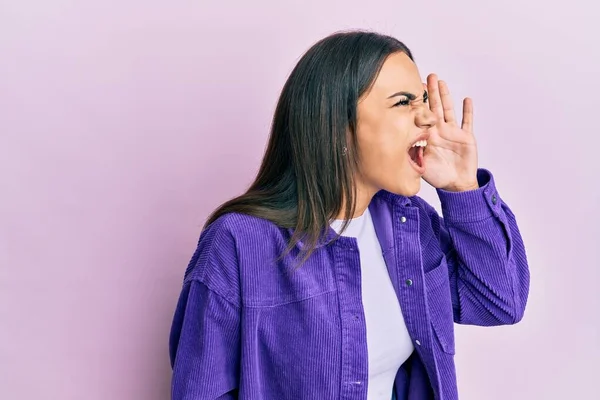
[415,105,437,129]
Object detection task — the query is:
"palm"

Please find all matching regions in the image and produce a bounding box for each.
[422,74,478,192]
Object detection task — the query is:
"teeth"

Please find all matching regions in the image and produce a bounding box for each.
[412,140,427,148]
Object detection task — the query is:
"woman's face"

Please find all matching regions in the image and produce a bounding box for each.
[355,51,437,198]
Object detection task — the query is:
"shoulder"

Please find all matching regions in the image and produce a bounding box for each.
[374,189,439,217]
[184,212,288,301]
[373,190,442,241]
[204,212,289,255]
[410,195,442,228]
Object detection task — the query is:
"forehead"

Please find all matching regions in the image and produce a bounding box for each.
[368,51,422,97]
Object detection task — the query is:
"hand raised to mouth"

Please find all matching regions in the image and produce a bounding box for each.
[421,73,479,192]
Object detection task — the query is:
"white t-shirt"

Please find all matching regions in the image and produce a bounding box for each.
[331,208,414,400]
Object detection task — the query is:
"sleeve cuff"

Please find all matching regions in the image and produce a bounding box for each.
[436,168,503,223]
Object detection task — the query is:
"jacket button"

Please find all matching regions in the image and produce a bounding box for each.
[400,216,407,223]
[405,279,413,286]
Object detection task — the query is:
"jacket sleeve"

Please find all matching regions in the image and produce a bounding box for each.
[169,218,241,399]
[421,168,531,326]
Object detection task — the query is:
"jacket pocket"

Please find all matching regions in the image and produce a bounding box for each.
[424,257,456,355]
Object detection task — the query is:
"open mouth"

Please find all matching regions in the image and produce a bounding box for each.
[408,140,427,172]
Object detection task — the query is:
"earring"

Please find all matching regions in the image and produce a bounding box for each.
[342,147,348,156]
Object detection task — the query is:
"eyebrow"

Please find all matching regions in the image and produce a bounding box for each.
[387,90,428,101]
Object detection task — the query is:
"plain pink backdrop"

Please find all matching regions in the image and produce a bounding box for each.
[1,1,598,399]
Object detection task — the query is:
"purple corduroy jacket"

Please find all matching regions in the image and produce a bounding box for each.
[169,168,530,400]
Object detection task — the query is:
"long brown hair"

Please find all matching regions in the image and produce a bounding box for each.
[205,30,413,263]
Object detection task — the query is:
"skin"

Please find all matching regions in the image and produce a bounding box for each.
[348,51,479,218]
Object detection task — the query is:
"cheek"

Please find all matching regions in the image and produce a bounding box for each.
[358,116,411,164]
[354,108,419,193]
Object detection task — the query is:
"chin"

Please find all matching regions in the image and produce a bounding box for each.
[386,177,421,197]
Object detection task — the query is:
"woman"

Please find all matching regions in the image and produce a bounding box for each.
[168,30,530,400]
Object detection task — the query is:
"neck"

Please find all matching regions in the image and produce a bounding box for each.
[335,182,377,220]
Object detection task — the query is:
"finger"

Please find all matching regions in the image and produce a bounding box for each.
[426,74,444,120]
[461,97,474,133]
[438,80,456,124]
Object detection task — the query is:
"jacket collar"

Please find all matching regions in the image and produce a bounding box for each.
[287,190,413,251]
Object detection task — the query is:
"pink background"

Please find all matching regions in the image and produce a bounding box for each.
[1,1,598,399]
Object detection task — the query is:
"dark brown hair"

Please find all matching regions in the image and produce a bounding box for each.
[205,30,413,263]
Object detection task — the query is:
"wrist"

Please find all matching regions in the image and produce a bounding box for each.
[442,180,479,192]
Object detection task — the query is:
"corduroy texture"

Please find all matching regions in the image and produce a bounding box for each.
[169,168,530,400]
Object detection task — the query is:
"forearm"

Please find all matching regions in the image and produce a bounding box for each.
[436,168,531,325]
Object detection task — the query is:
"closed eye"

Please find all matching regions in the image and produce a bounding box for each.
[393,97,410,107]
[390,90,428,107]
